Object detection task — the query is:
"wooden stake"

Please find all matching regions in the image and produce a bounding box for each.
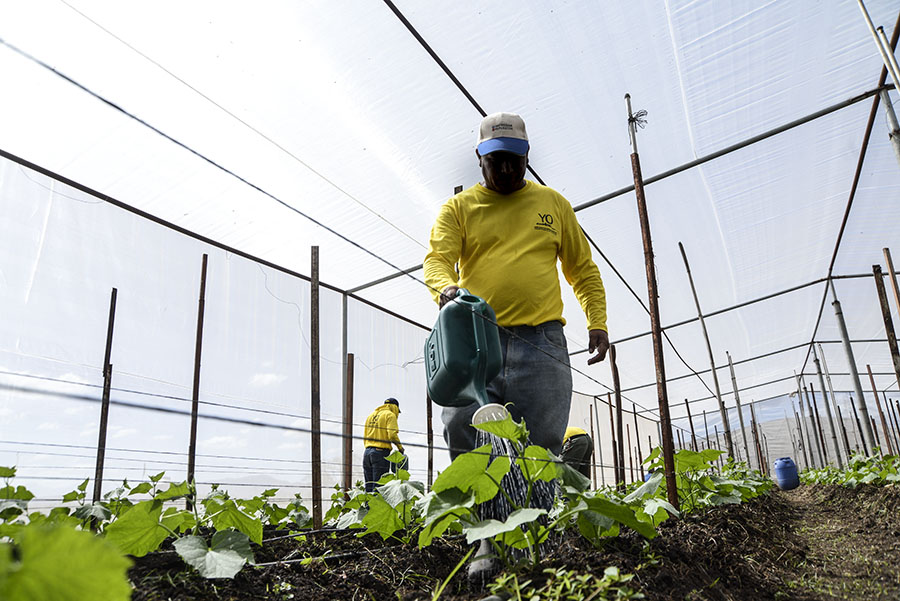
[310,247,322,528]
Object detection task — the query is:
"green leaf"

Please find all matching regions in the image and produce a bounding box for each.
[61,491,81,503]
[583,496,656,539]
[464,507,546,544]
[418,489,475,548]
[76,479,89,493]
[161,507,193,533]
[377,479,424,508]
[640,498,678,526]
[73,503,111,523]
[0,485,34,501]
[149,472,165,483]
[472,411,528,443]
[624,471,664,503]
[156,481,191,501]
[173,530,253,579]
[0,523,131,601]
[104,501,169,557]
[206,499,263,545]
[432,444,509,503]
[0,467,16,478]
[360,496,404,540]
[128,483,152,496]
[515,446,558,483]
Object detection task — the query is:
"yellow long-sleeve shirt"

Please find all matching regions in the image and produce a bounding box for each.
[424,180,607,331]
[363,404,403,451]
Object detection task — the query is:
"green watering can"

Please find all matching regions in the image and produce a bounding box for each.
[424,289,507,423]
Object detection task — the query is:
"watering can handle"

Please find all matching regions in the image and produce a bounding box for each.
[467,294,491,408]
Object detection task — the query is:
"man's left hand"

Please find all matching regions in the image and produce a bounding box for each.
[587,329,609,365]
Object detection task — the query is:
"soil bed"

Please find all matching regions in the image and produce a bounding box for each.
[129,484,900,601]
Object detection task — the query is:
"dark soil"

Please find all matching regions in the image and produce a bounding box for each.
[128,484,900,601]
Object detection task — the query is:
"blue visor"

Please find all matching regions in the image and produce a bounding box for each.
[477,137,529,156]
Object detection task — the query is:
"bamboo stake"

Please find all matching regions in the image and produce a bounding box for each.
[794,409,809,469]
[633,405,644,479]
[684,399,698,451]
[593,396,605,487]
[626,94,678,509]
[678,241,734,458]
[702,409,710,450]
[749,403,764,474]
[866,363,894,455]
[610,346,626,491]
[871,416,882,451]
[590,403,597,488]
[884,394,900,453]
[884,248,900,323]
[836,405,853,462]
[808,383,829,466]
[813,346,842,467]
[728,351,752,465]
[343,354,355,493]
[607,393,619,489]
[92,288,118,510]
[797,378,818,468]
[849,397,870,455]
[817,344,848,464]
[627,423,634,483]
[187,255,208,511]
[310,246,322,528]
[804,384,826,467]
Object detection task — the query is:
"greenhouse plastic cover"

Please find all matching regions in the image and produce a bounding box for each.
[1,1,899,494]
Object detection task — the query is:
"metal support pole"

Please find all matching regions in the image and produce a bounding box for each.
[878,89,900,167]
[866,363,894,455]
[808,383,829,466]
[343,354,354,492]
[857,1,900,92]
[812,346,842,467]
[186,255,208,510]
[677,428,684,451]
[92,288,118,507]
[678,242,734,458]
[627,93,678,510]
[684,398,698,451]
[728,351,752,465]
[310,246,322,528]
[831,281,876,449]
[610,346,626,491]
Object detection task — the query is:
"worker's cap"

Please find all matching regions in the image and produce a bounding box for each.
[477,112,529,157]
[385,397,400,412]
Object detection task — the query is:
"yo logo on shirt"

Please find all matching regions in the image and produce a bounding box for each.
[534,212,557,235]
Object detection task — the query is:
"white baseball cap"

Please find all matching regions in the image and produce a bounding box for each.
[477,112,529,156]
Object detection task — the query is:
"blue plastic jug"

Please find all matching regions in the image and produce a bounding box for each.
[773,457,799,490]
[424,289,502,408]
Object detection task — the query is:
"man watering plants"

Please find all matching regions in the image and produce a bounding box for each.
[362,398,405,493]
[423,111,609,461]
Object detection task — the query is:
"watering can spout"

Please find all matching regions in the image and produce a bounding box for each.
[472,403,509,425]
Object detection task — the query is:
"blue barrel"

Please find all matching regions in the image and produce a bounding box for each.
[773,457,799,490]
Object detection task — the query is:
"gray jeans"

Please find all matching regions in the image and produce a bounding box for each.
[441,320,572,460]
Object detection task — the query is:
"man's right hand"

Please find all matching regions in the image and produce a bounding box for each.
[438,285,460,308]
